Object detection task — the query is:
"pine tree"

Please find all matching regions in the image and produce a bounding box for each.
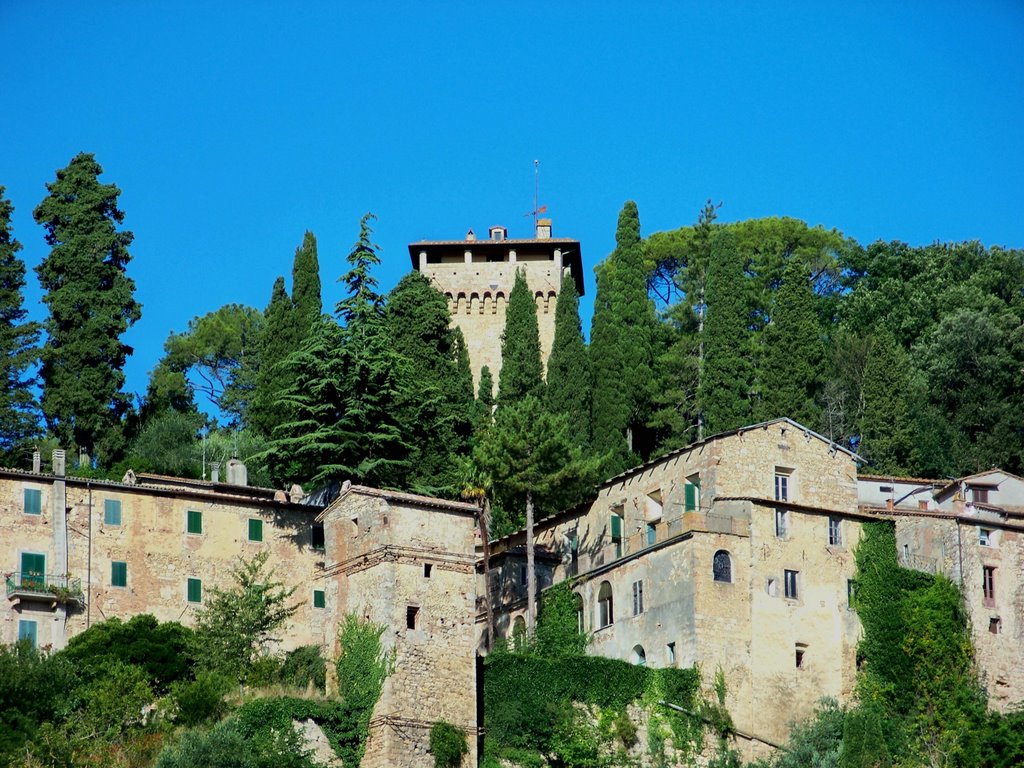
[291,230,321,339]
[474,366,495,432]
[0,187,41,457]
[590,201,656,470]
[34,153,141,459]
[699,228,753,435]
[859,330,913,474]
[250,276,293,437]
[546,272,592,447]
[497,268,543,405]
[757,257,824,426]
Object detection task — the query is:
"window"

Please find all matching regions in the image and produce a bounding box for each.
[313,589,325,609]
[406,605,420,630]
[111,561,127,588]
[645,490,663,521]
[610,511,623,558]
[918,500,929,510]
[979,528,993,547]
[666,642,676,666]
[424,563,433,578]
[774,469,790,502]
[20,552,45,590]
[18,620,37,649]
[597,581,614,628]
[784,569,799,600]
[795,643,807,669]
[646,522,657,547]
[828,517,843,547]
[104,499,122,526]
[311,523,325,550]
[989,617,1002,634]
[518,564,528,587]
[684,475,701,512]
[983,566,996,606]
[23,488,42,515]
[847,579,857,606]
[713,550,732,583]
[632,645,647,666]
[632,580,644,616]
[248,518,263,542]
[187,510,202,535]
[511,616,526,650]
[971,486,991,504]
[775,508,788,538]
[766,578,778,597]
[187,578,202,603]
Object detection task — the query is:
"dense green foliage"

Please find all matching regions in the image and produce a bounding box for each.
[334,613,393,766]
[546,272,592,448]
[33,152,141,461]
[0,186,40,460]
[498,268,544,405]
[533,581,588,658]
[430,720,469,768]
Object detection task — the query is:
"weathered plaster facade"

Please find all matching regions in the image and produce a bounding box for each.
[408,221,584,391]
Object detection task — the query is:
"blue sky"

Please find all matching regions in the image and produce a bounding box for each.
[1,1,1022,402]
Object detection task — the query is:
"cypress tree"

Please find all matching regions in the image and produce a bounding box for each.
[250,276,293,437]
[546,271,591,447]
[590,201,656,470]
[0,186,41,457]
[699,228,753,435]
[859,330,913,474]
[757,257,824,426]
[291,230,321,341]
[34,152,141,459]
[497,268,543,405]
[474,366,495,432]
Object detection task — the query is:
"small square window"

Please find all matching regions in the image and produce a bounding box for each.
[187,578,202,603]
[979,528,992,547]
[828,517,843,547]
[187,510,203,535]
[111,561,127,588]
[313,589,326,609]
[424,563,433,578]
[23,488,42,516]
[795,644,807,669]
[104,499,122,526]
[784,569,799,600]
[406,605,419,630]
[248,518,263,542]
[989,617,1002,634]
[972,486,990,504]
[18,620,37,649]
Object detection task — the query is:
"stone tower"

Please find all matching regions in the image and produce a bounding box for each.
[408,219,584,393]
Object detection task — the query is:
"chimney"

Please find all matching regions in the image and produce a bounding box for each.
[466,228,476,241]
[52,449,66,477]
[211,462,221,483]
[226,458,248,487]
[32,449,41,474]
[535,218,552,239]
[289,484,305,504]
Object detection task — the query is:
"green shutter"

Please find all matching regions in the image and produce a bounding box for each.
[20,552,45,578]
[23,488,42,515]
[18,620,37,649]
[187,510,203,534]
[684,483,697,512]
[610,514,622,539]
[187,578,202,603]
[111,561,127,587]
[313,589,326,609]
[248,519,263,542]
[104,499,122,526]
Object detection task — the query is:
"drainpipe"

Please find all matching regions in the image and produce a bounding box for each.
[87,481,92,628]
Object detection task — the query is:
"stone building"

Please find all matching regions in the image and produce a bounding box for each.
[485,418,869,755]
[408,220,585,391]
[857,469,1024,712]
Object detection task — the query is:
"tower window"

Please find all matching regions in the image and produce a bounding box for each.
[407,605,420,630]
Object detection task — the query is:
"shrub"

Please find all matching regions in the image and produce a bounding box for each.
[279,645,327,692]
[430,720,469,768]
[169,671,234,727]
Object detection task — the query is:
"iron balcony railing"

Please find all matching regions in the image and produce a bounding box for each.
[5,573,84,603]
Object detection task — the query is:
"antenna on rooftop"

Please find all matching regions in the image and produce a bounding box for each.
[525,159,547,225]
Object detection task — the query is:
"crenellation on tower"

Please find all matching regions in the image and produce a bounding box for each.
[408,219,584,390]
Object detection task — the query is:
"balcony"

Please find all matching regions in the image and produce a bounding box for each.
[5,573,84,609]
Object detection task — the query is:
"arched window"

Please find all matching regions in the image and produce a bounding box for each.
[632,645,647,666]
[713,550,732,583]
[597,581,614,628]
[575,592,585,634]
[511,615,527,651]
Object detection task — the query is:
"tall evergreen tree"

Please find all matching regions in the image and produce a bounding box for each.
[474,366,495,432]
[0,187,41,457]
[859,330,913,474]
[699,228,753,435]
[34,153,141,459]
[497,268,543,405]
[250,276,293,437]
[757,257,825,425]
[590,201,656,470]
[546,272,591,447]
[290,230,321,337]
